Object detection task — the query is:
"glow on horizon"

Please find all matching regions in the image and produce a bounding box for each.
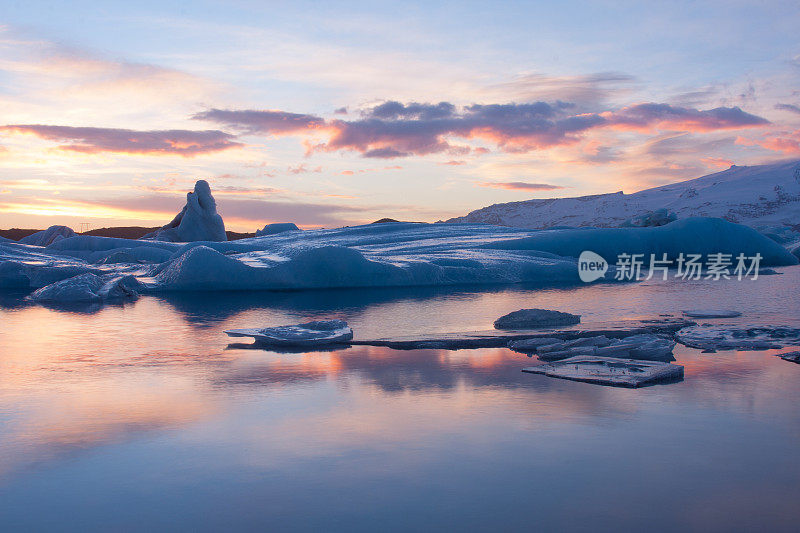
[1,1,800,232]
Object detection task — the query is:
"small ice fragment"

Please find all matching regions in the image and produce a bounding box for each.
[682,309,742,318]
[522,356,684,387]
[225,319,353,347]
[778,351,800,364]
[494,309,580,329]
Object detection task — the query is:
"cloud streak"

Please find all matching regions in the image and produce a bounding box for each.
[191,109,325,135]
[478,181,565,191]
[1,125,242,156]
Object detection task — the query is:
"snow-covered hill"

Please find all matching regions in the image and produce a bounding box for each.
[448,160,800,231]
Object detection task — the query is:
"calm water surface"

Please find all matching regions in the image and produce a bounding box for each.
[1,271,799,532]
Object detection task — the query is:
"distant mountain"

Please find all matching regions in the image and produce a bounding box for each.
[0,226,256,241]
[448,160,800,231]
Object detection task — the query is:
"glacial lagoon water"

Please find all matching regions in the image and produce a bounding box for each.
[1,270,799,531]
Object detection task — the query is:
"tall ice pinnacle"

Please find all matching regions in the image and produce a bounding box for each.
[143,180,227,242]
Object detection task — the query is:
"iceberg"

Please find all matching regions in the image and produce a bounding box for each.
[522,356,684,387]
[18,225,76,246]
[142,180,227,242]
[225,319,353,347]
[494,309,581,329]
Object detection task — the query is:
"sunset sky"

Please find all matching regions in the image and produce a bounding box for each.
[1,1,800,231]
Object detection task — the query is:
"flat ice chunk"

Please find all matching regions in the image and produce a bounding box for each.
[507,337,564,351]
[143,180,227,242]
[683,309,742,318]
[225,319,353,347]
[522,356,684,387]
[26,273,142,302]
[494,308,581,329]
[676,324,800,351]
[19,225,76,246]
[256,223,300,236]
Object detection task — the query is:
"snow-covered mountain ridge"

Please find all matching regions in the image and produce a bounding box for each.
[448,160,800,231]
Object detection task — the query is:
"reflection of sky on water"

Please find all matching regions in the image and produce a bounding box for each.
[1,269,799,530]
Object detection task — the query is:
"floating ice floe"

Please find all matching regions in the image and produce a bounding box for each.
[142,180,227,242]
[494,308,581,329]
[682,309,742,318]
[225,319,353,347]
[522,356,684,387]
[778,351,800,364]
[675,324,800,351]
[26,273,142,302]
[352,318,693,351]
[509,333,676,361]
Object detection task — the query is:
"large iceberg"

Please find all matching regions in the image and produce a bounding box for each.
[142,180,227,242]
[1,214,797,301]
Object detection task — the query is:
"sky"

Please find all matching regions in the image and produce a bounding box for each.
[1,0,800,232]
